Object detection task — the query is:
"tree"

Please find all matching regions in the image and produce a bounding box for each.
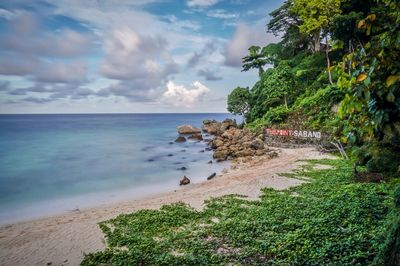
[291,0,342,85]
[291,0,342,53]
[241,46,270,76]
[227,87,252,121]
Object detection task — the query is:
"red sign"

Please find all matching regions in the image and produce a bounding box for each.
[265,128,321,139]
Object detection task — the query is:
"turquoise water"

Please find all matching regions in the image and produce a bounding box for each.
[0,113,237,224]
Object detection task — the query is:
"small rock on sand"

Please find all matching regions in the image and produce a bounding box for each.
[179,176,190,185]
[175,136,186,142]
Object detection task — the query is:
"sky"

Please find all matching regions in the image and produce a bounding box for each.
[0,0,283,114]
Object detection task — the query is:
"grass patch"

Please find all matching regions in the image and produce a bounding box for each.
[82,159,394,265]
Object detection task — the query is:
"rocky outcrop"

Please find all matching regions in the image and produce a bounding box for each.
[202,119,237,135]
[179,176,190,185]
[177,125,201,134]
[203,119,275,161]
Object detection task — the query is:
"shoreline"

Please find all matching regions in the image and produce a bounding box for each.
[0,147,334,266]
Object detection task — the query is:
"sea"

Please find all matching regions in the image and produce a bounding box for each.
[0,113,239,225]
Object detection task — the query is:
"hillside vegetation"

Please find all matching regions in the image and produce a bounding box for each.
[228,0,400,177]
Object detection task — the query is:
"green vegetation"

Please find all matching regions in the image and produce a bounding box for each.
[82,159,397,265]
[227,0,400,176]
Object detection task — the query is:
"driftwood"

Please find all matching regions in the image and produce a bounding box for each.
[330,141,349,160]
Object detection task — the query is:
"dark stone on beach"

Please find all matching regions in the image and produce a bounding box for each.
[180,175,190,186]
[175,136,186,142]
[169,142,174,145]
[208,160,213,164]
[147,158,155,162]
[173,162,182,165]
[178,166,187,171]
[205,147,212,151]
[199,150,205,153]
[207,172,216,180]
[167,154,173,157]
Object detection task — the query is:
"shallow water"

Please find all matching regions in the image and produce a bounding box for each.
[0,113,238,224]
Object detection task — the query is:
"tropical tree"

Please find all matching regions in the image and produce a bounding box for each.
[227,87,252,121]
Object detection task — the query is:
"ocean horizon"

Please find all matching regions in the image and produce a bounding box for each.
[0,113,239,224]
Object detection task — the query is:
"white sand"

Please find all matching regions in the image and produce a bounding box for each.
[0,147,334,266]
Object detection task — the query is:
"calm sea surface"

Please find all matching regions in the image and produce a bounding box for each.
[0,113,238,224]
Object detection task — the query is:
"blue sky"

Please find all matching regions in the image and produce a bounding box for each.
[0,0,283,113]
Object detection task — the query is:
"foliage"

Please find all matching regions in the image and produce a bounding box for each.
[82,159,394,265]
[336,0,400,174]
[227,87,252,120]
[372,184,400,266]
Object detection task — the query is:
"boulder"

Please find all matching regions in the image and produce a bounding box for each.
[188,133,203,141]
[178,166,187,171]
[179,176,190,186]
[213,150,228,161]
[207,172,216,180]
[208,160,213,164]
[250,139,265,150]
[175,136,186,142]
[177,125,201,134]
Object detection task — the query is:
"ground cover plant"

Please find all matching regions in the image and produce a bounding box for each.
[81,159,396,265]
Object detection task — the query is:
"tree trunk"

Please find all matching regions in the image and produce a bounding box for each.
[325,35,333,85]
[313,31,321,52]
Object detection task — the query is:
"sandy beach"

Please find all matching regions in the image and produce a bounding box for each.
[0,147,334,266]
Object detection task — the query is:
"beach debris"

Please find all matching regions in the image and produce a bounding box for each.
[179,175,190,185]
[178,166,187,171]
[175,136,186,142]
[207,172,216,180]
[177,125,201,134]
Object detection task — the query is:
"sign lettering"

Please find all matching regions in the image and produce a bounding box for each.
[265,128,322,139]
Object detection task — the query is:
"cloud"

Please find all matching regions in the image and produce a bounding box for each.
[187,0,219,8]
[223,24,280,67]
[197,68,222,81]
[35,61,88,83]
[100,27,178,80]
[187,42,216,69]
[0,12,94,58]
[206,9,238,19]
[161,81,210,107]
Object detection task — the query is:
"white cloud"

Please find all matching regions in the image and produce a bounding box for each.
[223,24,280,67]
[187,0,219,8]
[206,9,238,19]
[161,81,210,107]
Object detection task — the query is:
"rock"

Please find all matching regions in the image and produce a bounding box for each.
[205,147,212,151]
[199,150,205,153]
[175,136,186,142]
[250,139,265,150]
[208,160,213,164]
[178,166,187,171]
[213,150,228,161]
[207,172,216,180]
[177,125,201,134]
[167,154,173,157]
[188,133,203,141]
[179,175,190,185]
[222,168,228,174]
[181,149,186,152]
[169,142,174,145]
